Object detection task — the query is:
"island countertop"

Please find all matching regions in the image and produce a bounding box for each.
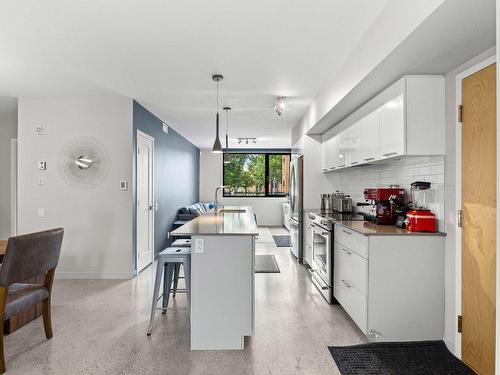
[170,206,258,236]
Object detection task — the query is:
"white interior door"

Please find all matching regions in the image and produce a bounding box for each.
[136,131,154,272]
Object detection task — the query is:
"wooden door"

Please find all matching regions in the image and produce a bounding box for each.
[461,63,496,375]
[136,132,154,272]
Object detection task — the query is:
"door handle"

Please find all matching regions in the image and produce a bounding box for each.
[341,279,352,288]
[382,152,398,157]
[149,205,154,211]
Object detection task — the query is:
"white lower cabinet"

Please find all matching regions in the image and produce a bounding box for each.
[303,214,313,266]
[333,225,445,342]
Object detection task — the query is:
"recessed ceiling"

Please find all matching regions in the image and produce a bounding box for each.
[0,0,390,148]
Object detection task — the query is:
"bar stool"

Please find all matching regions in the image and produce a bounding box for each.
[147,247,191,335]
[170,239,190,296]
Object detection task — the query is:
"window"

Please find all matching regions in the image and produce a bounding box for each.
[223,153,290,197]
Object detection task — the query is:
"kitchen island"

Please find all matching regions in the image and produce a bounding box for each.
[170,206,258,350]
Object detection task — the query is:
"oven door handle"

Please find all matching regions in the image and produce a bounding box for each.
[311,223,330,235]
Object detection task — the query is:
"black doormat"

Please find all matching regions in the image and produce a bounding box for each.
[272,235,291,247]
[328,341,474,375]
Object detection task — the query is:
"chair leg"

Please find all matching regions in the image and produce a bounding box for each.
[162,263,174,314]
[147,259,164,336]
[42,298,53,339]
[0,287,7,373]
[172,263,181,298]
[43,268,56,339]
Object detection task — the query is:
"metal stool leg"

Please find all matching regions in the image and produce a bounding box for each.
[162,263,174,314]
[172,263,181,298]
[147,258,165,336]
[183,257,191,314]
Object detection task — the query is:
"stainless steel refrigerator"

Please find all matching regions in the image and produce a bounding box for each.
[289,155,303,262]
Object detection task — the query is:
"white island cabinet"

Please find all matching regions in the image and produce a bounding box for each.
[170,206,258,350]
[333,223,445,342]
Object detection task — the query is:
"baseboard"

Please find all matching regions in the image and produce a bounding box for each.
[443,336,455,354]
[55,271,134,280]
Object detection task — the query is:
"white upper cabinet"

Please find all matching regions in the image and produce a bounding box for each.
[348,121,363,166]
[322,135,338,171]
[321,76,444,173]
[361,110,379,163]
[379,94,404,159]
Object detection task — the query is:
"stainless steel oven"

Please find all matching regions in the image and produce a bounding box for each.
[309,217,333,303]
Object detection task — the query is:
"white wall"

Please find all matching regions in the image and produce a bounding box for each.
[0,110,17,238]
[199,150,286,226]
[17,96,134,279]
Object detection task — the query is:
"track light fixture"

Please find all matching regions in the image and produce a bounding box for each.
[237,137,257,145]
[275,96,286,116]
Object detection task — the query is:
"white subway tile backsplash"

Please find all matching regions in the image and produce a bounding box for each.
[325,156,445,229]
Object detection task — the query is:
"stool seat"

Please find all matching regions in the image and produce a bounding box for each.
[159,247,191,257]
[171,239,191,247]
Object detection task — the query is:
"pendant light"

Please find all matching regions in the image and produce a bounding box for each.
[223,106,231,164]
[212,74,223,153]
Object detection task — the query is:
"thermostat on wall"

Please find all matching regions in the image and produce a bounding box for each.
[120,181,128,191]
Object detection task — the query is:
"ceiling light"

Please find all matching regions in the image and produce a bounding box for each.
[212,74,223,153]
[275,96,286,116]
[223,107,231,164]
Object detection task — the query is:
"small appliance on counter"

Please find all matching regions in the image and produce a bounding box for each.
[331,191,353,213]
[405,181,437,232]
[320,193,332,213]
[359,187,405,225]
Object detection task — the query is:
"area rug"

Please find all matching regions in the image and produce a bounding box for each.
[272,235,291,247]
[328,341,474,375]
[255,254,280,273]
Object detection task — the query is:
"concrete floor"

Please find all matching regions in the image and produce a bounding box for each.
[4,227,366,375]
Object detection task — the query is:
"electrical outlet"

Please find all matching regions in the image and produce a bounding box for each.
[194,238,204,253]
[119,181,128,190]
[38,161,46,170]
[35,124,46,135]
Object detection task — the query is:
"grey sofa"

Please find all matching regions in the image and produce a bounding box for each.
[177,202,215,222]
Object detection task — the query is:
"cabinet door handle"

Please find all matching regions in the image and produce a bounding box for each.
[341,279,352,288]
[350,161,359,165]
[328,167,336,170]
[341,229,352,235]
[370,329,383,338]
[382,152,398,157]
[341,248,352,255]
[337,164,346,168]
[363,157,375,161]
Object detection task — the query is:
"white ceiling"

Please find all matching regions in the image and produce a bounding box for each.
[0,0,390,148]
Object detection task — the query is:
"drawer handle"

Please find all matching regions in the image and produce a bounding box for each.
[341,279,351,288]
[341,229,352,235]
[341,248,352,255]
[382,152,398,157]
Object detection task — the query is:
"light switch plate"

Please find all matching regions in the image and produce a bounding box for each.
[119,181,128,190]
[194,238,204,253]
[38,208,45,217]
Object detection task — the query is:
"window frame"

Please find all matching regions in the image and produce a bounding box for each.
[222,151,291,198]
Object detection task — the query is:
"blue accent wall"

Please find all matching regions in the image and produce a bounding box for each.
[132,101,199,269]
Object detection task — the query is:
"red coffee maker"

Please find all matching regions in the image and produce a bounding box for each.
[405,181,437,232]
[362,187,405,225]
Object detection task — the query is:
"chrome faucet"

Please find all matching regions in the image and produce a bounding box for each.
[214,185,226,211]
